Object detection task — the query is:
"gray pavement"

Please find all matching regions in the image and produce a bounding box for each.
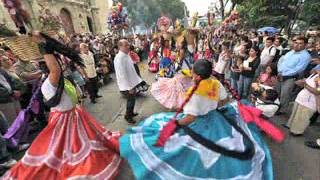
[85,62,320,180]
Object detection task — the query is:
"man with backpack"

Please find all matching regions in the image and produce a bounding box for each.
[274,37,283,60]
[255,37,277,77]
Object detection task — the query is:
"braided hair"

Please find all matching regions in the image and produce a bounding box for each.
[173,60,212,120]
[222,79,241,101]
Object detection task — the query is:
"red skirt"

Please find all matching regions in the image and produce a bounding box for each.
[2,106,122,180]
[148,61,159,73]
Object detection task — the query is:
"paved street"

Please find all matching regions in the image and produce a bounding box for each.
[85,62,320,180]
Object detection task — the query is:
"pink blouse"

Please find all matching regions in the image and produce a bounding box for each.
[258,73,277,87]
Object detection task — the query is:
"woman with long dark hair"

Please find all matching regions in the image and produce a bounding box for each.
[120,59,273,180]
[3,32,122,180]
[238,46,261,98]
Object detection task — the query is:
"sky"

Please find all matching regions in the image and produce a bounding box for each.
[107,0,220,16]
[181,0,216,16]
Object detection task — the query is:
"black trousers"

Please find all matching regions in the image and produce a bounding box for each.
[120,90,136,117]
[20,84,33,109]
[87,77,99,101]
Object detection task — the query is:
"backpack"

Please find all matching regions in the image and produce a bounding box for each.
[270,46,281,63]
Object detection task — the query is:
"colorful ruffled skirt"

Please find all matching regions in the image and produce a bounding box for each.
[151,74,193,109]
[120,103,273,180]
[2,106,122,180]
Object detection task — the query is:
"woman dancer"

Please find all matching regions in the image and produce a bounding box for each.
[151,47,194,110]
[121,60,274,180]
[2,32,122,180]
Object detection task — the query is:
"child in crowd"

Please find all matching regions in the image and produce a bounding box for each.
[255,64,277,88]
[252,88,280,118]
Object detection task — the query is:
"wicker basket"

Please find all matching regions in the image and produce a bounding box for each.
[0,35,42,61]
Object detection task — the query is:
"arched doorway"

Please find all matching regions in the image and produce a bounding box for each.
[87,16,94,33]
[60,8,75,35]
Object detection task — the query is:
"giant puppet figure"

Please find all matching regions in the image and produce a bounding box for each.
[157,16,172,33]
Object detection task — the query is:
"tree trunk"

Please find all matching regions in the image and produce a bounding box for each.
[286,0,301,37]
[219,0,225,19]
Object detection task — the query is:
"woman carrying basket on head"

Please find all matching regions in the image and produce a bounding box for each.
[120,59,275,180]
[2,32,122,180]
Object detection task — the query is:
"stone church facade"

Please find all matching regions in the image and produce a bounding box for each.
[0,0,110,34]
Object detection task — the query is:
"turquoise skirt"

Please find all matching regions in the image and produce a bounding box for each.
[120,103,273,180]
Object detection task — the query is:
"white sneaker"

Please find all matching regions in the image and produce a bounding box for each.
[0,159,17,168]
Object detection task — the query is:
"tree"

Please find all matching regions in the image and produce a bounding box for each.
[236,0,299,33]
[233,0,319,36]
[299,0,320,27]
[121,0,186,28]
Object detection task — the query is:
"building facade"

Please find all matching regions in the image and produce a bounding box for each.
[0,0,110,34]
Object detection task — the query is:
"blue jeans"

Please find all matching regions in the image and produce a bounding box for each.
[238,75,253,99]
[230,78,238,93]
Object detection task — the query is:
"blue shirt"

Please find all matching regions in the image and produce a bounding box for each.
[277,49,311,76]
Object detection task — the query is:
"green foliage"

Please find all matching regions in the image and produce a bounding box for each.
[300,0,320,26]
[236,0,297,29]
[235,0,318,32]
[121,0,185,27]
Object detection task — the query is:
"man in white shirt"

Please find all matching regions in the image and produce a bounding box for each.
[274,37,283,56]
[256,37,276,77]
[80,43,101,104]
[114,39,143,124]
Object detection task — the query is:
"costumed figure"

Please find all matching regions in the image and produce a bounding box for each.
[151,47,194,110]
[183,28,199,58]
[160,34,172,59]
[1,0,31,34]
[121,60,284,180]
[156,57,175,79]
[2,32,122,179]
[174,19,184,40]
[191,12,198,28]
[157,16,172,33]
